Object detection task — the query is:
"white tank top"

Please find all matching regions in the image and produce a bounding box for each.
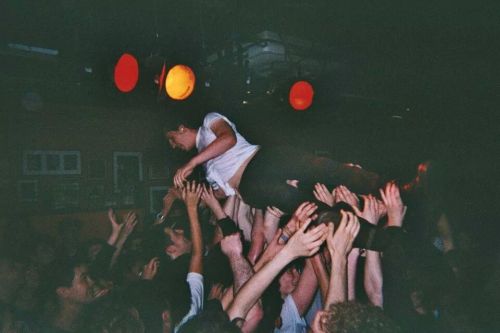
[196,113,259,196]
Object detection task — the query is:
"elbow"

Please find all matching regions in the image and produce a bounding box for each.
[226,134,237,149]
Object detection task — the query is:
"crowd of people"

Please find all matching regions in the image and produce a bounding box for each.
[0,113,497,332]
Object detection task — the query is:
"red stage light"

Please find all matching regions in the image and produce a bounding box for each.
[289,81,314,111]
[114,53,139,93]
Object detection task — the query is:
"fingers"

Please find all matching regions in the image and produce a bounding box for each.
[272,228,283,243]
[298,217,314,232]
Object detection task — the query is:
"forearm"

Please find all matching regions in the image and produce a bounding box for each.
[187,205,203,273]
[347,248,360,301]
[107,230,120,247]
[161,198,175,217]
[325,255,347,308]
[263,210,280,244]
[227,253,254,294]
[228,249,293,320]
[364,250,383,307]
[247,209,265,265]
[292,259,319,315]
[310,254,329,302]
[191,134,236,167]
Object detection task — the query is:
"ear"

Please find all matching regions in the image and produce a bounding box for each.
[311,310,327,333]
[178,125,185,133]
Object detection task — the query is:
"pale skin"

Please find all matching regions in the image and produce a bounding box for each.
[167,119,237,189]
[227,217,328,321]
[354,194,386,307]
[180,181,204,274]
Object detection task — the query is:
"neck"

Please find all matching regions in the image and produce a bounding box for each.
[53,300,83,332]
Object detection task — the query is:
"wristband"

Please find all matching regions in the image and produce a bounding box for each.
[279,233,290,243]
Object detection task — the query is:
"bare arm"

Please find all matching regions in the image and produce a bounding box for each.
[364,250,383,307]
[173,119,237,188]
[324,212,360,308]
[190,119,237,168]
[110,211,138,267]
[310,253,329,302]
[347,248,360,301]
[182,181,204,274]
[247,208,266,265]
[352,195,386,308]
[291,259,319,316]
[220,234,254,294]
[227,219,327,320]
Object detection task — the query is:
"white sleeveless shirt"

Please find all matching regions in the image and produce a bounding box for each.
[196,113,259,196]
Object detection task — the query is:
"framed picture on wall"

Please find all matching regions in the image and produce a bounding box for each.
[113,152,143,192]
[149,186,168,214]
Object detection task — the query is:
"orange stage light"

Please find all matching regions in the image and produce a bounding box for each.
[165,65,196,100]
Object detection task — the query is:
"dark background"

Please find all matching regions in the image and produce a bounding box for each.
[0,1,498,245]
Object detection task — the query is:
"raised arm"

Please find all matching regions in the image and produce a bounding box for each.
[220,233,263,332]
[181,181,204,274]
[291,258,320,316]
[220,233,253,294]
[324,211,360,308]
[227,218,327,321]
[353,195,386,307]
[110,211,138,267]
[174,119,236,188]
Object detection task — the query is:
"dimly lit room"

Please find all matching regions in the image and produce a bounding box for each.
[0,1,498,332]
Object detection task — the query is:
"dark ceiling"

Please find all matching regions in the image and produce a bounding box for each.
[1,0,498,164]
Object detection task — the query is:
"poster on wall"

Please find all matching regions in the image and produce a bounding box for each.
[113,152,143,191]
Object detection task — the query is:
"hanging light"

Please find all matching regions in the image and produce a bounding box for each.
[289,80,314,111]
[114,53,139,93]
[165,65,196,100]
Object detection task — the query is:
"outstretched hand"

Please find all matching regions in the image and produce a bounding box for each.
[287,201,318,233]
[108,208,123,234]
[181,181,202,208]
[326,211,360,259]
[379,182,407,227]
[122,211,138,237]
[201,184,219,210]
[173,161,196,188]
[313,183,335,207]
[285,217,328,259]
[334,185,360,209]
[220,233,243,257]
[142,257,160,280]
[352,195,387,225]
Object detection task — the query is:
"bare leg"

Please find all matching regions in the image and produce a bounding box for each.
[247,208,265,265]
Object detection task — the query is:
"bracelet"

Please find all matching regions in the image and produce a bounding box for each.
[280,233,290,243]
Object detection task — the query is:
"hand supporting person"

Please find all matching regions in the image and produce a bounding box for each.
[227,217,327,321]
[379,182,407,228]
[181,181,204,274]
[355,195,385,307]
[325,211,360,308]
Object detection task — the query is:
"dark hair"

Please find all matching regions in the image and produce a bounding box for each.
[178,300,239,333]
[322,301,401,333]
[80,296,145,333]
[162,111,203,133]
